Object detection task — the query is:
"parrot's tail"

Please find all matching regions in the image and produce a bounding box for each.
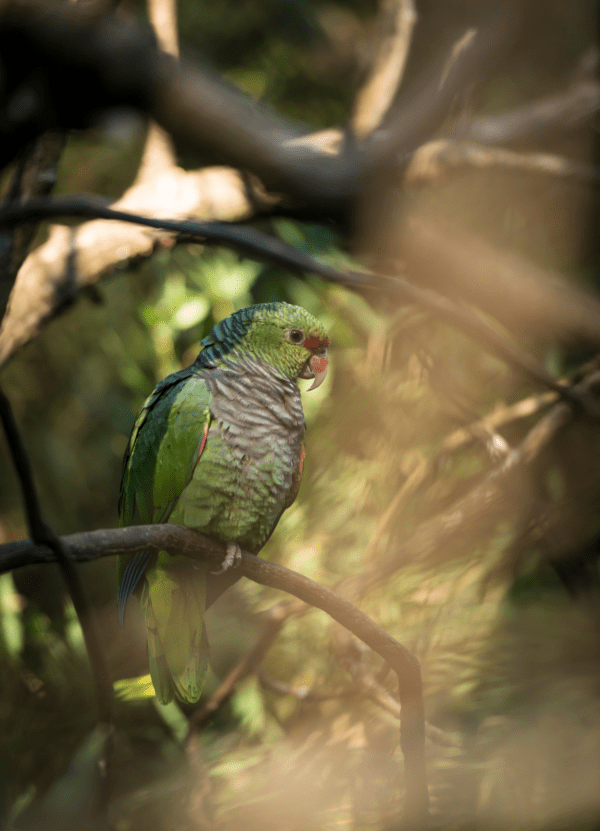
[142,553,209,704]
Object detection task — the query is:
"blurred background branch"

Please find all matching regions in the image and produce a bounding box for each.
[0,386,113,726]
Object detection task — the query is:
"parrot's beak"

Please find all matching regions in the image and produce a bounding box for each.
[299,349,328,390]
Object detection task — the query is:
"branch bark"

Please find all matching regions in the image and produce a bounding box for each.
[0,130,65,319]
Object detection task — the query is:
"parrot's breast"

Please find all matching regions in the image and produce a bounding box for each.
[171,358,306,551]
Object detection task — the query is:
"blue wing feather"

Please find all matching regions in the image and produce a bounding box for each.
[118,551,152,627]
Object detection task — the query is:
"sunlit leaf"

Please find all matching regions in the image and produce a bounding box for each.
[231,675,266,737]
[0,573,23,659]
[272,218,306,249]
[114,673,156,700]
[172,297,210,330]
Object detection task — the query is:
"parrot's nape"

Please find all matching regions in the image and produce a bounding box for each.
[118,302,329,704]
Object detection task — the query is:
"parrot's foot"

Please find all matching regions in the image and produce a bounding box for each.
[211,542,242,575]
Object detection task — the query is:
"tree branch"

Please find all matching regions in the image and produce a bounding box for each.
[0,197,600,417]
[449,72,600,146]
[351,0,417,139]
[0,524,429,823]
[0,130,65,319]
[1,195,599,419]
[0,387,113,725]
[405,139,600,185]
[0,1,522,207]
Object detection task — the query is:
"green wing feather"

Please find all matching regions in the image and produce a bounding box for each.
[118,369,212,703]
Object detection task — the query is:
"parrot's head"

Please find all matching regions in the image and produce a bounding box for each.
[199,302,329,389]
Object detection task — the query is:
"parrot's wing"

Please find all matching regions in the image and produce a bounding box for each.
[117,370,211,625]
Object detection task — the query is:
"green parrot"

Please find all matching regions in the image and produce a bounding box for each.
[118,302,329,704]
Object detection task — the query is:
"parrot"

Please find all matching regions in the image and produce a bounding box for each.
[117,302,329,704]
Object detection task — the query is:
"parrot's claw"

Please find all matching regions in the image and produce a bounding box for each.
[211,542,242,575]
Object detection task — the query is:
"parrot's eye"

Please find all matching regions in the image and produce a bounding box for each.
[287,329,305,345]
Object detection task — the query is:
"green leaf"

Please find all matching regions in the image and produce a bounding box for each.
[231,675,266,737]
[152,699,189,744]
[114,673,156,700]
[172,296,210,330]
[0,573,23,659]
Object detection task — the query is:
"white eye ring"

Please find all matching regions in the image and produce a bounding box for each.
[286,329,305,345]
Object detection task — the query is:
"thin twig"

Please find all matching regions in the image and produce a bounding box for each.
[256,667,358,703]
[405,139,600,185]
[258,666,460,750]
[350,669,462,749]
[0,196,360,286]
[187,605,288,733]
[440,391,558,455]
[0,386,113,726]
[378,274,600,419]
[449,75,600,146]
[363,457,430,568]
[363,369,600,591]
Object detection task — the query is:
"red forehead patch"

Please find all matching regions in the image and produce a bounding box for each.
[304,336,329,350]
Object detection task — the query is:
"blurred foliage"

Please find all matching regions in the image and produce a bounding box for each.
[1,1,599,830]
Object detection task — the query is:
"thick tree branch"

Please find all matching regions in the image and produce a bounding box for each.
[0,524,429,822]
[0,130,65,319]
[0,168,255,366]
[0,2,522,206]
[372,2,523,161]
